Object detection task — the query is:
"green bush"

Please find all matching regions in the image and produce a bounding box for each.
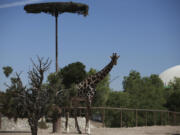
[38,120,48,129]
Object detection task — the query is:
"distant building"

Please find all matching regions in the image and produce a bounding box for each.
[159,65,180,86]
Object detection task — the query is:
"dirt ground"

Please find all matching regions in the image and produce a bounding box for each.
[0,126,180,135]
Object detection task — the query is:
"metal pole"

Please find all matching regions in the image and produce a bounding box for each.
[55,13,58,72]
[54,12,61,134]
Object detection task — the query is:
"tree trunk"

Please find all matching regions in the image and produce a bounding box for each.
[28,118,38,135]
[65,111,69,132]
[31,126,38,135]
[53,117,61,133]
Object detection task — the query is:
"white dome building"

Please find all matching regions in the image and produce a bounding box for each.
[159,65,180,85]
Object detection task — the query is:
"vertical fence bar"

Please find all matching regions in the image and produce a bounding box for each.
[146,111,147,126]
[173,112,175,125]
[174,112,176,125]
[120,110,123,127]
[102,109,105,127]
[167,111,169,125]
[79,109,81,117]
[153,112,156,125]
[161,112,163,126]
[74,108,77,128]
[136,109,138,127]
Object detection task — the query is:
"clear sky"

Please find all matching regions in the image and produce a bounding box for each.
[0,0,180,91]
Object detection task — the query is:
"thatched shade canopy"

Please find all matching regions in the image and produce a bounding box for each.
[24,2,89,72]
[24,2,89,17]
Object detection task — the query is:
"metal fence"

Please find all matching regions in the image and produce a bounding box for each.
[61,107,180,128]
[0,107,179,129]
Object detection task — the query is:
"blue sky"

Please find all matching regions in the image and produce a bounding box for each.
[0,0,180,91]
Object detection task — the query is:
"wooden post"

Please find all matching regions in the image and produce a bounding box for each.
[102,109,105,127]
[174,112,176,125]
[153,112,156,125]
[136,110,138,127]
[120,110,122,127]
[75,108,77,128]
[161,112,163,125]
[146,111,147,126]
[79,109,82,117]
[55,13,59,72]
[167,111,169,125]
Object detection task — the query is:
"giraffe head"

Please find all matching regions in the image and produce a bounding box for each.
[110,53,120,65]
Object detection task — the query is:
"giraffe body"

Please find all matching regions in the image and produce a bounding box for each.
[66,53,120,134]
[76,53,119,105]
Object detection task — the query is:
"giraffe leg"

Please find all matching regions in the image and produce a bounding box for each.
[87,106,91,135]
[87,120,91,135]
[85,104,91,134]
[74,109,82,134]
[85,109,88,133]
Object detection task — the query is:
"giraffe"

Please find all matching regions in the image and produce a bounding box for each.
[66,53,120,134]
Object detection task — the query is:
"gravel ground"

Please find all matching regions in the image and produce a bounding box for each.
[0,126,180,135]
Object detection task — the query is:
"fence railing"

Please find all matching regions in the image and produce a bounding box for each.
[61,107,180,128]
[0,107,179,129]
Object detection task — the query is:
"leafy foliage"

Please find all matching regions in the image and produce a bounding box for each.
[105,91,130,127]
[2,61,180,129]
[3,66,13,77]
[123,71,165,109]
[166,78,180,112]
[38,120,48,129]
[60,62,86,88]
[0,73,26,120]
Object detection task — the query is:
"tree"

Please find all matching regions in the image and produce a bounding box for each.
[123,70,143,108]
[60,62,86,88]
[23,57,51,135]
[1,57,51,135]
[166,90,180,112]
[123,70,142,95]
[122,71,166,126]
[0,69,26,120]
[166,78,180,111]
[46,72,63,133]
[46,61,86,132]
[106,91,130,127]
[107,91,130,108]
[123,71,165,110]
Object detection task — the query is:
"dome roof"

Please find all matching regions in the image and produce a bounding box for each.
[159,65,180,85]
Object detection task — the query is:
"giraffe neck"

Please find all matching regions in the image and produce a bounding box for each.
[78,60,114,89]
[93,60,114,84]
[76,60,114,100]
